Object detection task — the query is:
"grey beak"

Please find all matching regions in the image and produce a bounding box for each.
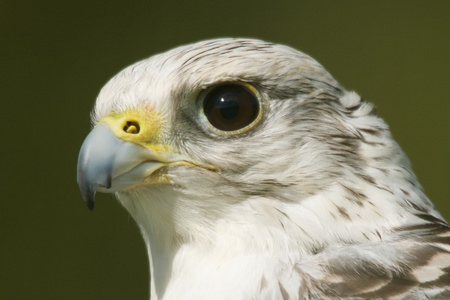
[77,124,119,210]
[77,123,171,210]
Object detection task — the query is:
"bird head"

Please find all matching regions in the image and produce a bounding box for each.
[77,38,433,252]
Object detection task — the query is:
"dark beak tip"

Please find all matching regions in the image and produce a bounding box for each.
[82,191,96,211]
[86,200,95,211]
[77,179,97,211]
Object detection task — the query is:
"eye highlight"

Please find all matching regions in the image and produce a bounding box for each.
[201,83,262,133]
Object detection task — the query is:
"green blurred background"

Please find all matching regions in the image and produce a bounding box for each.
[2,1,449,299]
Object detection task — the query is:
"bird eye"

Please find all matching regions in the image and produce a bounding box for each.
[202,84,261,133]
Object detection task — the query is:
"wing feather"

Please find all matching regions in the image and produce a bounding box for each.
[313,220,450,299]
[271,217,450,299]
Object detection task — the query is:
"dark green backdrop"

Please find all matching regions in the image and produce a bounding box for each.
[2,1,449,299]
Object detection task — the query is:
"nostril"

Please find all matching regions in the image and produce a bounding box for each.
[123,121,140,134]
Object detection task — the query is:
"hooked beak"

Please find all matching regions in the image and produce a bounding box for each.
[77,123,173,210]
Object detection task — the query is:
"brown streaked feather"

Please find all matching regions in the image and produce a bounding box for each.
[311,220,450,299]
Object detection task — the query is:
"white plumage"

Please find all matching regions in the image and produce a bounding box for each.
[77,38,450,299]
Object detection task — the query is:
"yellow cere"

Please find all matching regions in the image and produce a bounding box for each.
[99,109,171,156]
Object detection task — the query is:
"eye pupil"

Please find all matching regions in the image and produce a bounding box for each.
[203,84,260,132]
[219,99,239,119]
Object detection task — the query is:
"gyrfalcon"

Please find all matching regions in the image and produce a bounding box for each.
[77,38,450,299]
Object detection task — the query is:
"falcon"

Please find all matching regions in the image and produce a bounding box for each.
[77,38,450,299]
